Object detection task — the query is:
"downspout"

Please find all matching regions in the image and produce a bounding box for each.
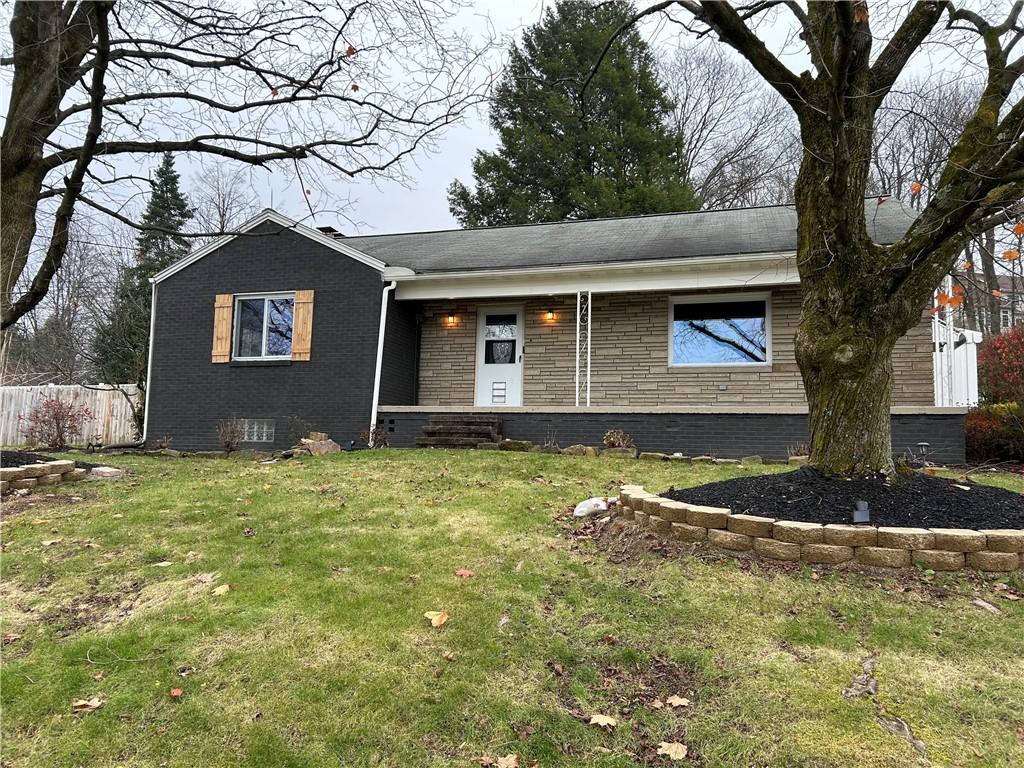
[369,281,397,446]
[102,281,157,450]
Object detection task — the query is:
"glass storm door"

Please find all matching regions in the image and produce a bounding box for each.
[475,307,523,406]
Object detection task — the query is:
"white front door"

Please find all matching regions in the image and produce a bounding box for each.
[475,306,523,406]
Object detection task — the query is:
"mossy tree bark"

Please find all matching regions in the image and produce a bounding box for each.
[607,1,1024,475]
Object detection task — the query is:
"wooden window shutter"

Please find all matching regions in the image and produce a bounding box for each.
[291,290,314,361]
[211,294,233,363]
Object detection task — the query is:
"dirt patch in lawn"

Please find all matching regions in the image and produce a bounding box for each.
[663,467,1024,529]
[0,450,100,469]
[0,491,90,518]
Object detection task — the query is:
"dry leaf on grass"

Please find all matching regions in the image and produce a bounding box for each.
[2,633,22,644]
[666,694,690,708]
[424,610,449,628]
[589,714,617,729]
[971,598,1001,614]
[454,567,475,578]
[442,651,456,661]
[657,741,688,760]
[42,539,62,547]
[71,696,104,714]
[495,755,520,768]
[92,671,105,681]
[152,561,173,567]
[169,688,183,699]
[650,698,664,709]
[211,584,231,596]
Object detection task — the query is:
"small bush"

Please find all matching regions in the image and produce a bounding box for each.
[19,397,93,450]
[216,419,242,453]
[602,429,635,449]
[966,402,1024,462]
[978,326,1024,403]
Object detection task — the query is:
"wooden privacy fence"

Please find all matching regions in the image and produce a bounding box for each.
[0,385,139,446]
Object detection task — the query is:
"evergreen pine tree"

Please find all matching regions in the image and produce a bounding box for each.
[91,154,193,431]
[448,0,698,227]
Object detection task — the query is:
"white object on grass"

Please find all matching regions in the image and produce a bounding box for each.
[573,496,616,518]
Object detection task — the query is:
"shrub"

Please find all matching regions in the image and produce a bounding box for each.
[602,429,635,449]
[966,402,1024,462]
[358,427,389,448]
[19,397,93,450]
[216,419,242,453]
[978,326,1024,404]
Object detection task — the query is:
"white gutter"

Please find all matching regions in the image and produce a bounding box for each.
[368,281,397,446]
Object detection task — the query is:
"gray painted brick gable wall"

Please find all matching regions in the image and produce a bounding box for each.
[146,221,415,450]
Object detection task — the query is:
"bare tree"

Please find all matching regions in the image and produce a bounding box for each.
[190,163,262,237]
[594,1,1024,475]
[1,0,492,331]
[660,43,799,208]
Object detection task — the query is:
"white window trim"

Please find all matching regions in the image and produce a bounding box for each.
[667,291,773,369]
[232,292,296,361]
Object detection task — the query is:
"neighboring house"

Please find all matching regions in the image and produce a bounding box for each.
[145,203,966,461]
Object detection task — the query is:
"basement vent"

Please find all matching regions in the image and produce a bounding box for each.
[239,418,275,443]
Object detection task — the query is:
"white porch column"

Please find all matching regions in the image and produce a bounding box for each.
[575,290,592,406]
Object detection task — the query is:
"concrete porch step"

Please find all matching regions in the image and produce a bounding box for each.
[416,436,494,448]
[421,424,499,438]
[426,415,503,426]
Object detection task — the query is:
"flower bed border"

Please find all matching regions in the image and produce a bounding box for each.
[0,461,103,494]
[618,485,1024,572]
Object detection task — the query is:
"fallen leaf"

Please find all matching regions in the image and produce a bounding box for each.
[601,634,617,645]
[495,754,519,768]
[243,527,255,538]
[551,662,564,677]
[424,610,449,628]
[666,694,691,708]
[212,584,231,596]
[2,632,22,645]
[262,484,273,493]
[92,670,105,681]
[650,698,664,709]
[454,567,475,578]
[442,651,456,661]
[169,687,183,699]
[152,561,173,567]
[42,539,62,547]
[71,696,104,714]
[589,714,616,730]
[497,614,510,629]
[657,741,688,760]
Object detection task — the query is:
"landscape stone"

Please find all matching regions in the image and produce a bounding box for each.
[66,468,87,481]
[788,455,810,465]
[823,524,877,547]
[648,515,671,534]
[0,467,26,481]
[739,455,763,465]
[855,546,912,568]
[980,530,1024,553]
[708,528,752,551]
[913,549,965,571]
[91,466,124,478]
[307,431,330,441]
[727,513,775,538]
[656,500,688,523]
[877,527,934,550]
[684,503,730,529]
[476,442,499,450]
[0,480,8,494]
[601,447,638,459]
[668,454,691,463]
[299,438,341,456]
[639,452,667,461]
[642,497,664,514]
[753,537,801,561]
[671,522,707,542]
[772,520,824,544]
[10,478,38,490]
[801,543,854,564]
[18,464,51,478]
[712,458,740,465]
[691,455,714,464]
[538,445,561,454]
[498,439,533,452]
[561,444,597,456]
[966,550,1021,572]
[634,511,648,527]
[36,473,63,486]
[929,528,985,552]
[44,460,75,474]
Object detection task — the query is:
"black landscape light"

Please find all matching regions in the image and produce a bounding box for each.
[853,500,870,524]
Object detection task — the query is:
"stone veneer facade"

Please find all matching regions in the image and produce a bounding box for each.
[410,286,934,408]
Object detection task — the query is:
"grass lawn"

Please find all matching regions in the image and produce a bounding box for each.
[2,450,1023,767]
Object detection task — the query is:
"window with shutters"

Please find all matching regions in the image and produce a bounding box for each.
[232,293,295,360]
[668,293,772,367]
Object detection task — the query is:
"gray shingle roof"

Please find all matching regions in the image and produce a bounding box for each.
[341,200,916,274]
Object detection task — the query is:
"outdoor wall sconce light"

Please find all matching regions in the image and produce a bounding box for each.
[445,313,458,327]
[544,309,557,322]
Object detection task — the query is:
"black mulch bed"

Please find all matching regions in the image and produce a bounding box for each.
[0,450,99,470]
[663,467,1024,529]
